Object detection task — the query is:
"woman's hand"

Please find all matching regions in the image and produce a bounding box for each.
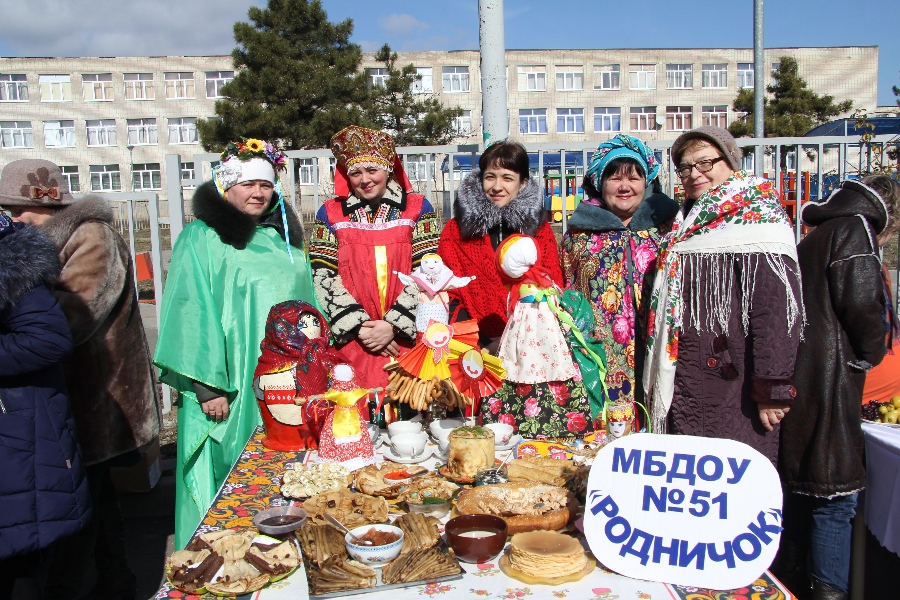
[758,404,790,431]
[201,396,230,422]
[359,320,395,354]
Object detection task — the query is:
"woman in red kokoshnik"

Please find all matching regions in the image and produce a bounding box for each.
[309,125,440,391]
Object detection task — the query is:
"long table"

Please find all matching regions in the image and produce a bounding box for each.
[861,422,900,555]
[154,428,793,600]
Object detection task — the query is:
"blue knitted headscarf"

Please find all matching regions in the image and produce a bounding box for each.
[585,134,660,189]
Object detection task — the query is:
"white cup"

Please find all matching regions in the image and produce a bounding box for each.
[485,423,514,446]
[429,418,465,443]
[388,421,423,438]
[391,433,427,458]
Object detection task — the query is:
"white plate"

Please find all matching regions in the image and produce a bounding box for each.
[495,434,523,451]
[381,445,433,464]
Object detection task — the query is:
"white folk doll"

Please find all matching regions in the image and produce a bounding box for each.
[395,253,475,334]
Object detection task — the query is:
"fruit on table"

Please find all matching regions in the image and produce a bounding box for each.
[885,411,900,425]
[879,405,890,415]
[891,396,900,409]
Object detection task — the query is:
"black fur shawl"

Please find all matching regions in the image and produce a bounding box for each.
[0,225,61,312]
[192,181,305,250]
[454,168,546,240]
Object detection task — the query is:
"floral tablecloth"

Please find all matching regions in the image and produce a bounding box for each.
[155,428,793,600]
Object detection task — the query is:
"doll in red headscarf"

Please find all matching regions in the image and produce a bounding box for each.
[254,300,345,450]
[481,234,595,439]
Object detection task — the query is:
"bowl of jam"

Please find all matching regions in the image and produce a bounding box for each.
[253,504,308,536]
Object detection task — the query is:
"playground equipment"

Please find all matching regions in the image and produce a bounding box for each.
[544,173,583,222]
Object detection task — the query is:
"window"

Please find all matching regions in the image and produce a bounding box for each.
[453,110,472,136]
[167,117,198,144]
[60,166,80,192]
[86,119,117,146]
[556,108,584,133]
[82,73,113,101]
[44,120,76,148]
[666,64,692,89]
[297,158,316,185]
[165,72,195,99]
[132,163,161,190]
[519,108,547,134]
[593,107,621,132]
[124,73,154,100]
[629,64,656,90]
[666,106,693,131]
[39,74,72,102]
[404,155,431,182]
[89,164,121,191]
[593,65,620,90]
[737,63,754,89]
[555,66,584,91]
[629,107,657,132]
[0,121,33,148]
[181,162,196,188]
[205,71,234,98]
[442,66,470,93]
[0,74,28,101]
[517,66,546,91]
[772,62,781,74]
[702,64,727,89]
[368,68,388,88]
[411,67,433,93]
[702,105,728,128]
[127,118,157,145]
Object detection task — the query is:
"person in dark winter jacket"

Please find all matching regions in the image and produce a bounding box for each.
[643,126,804,463]
[777,175,900,600]
[0,213,91,598]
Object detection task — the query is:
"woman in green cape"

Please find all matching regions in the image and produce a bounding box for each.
[154,139,316,548]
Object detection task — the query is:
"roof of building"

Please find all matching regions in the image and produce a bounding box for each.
[805,116,900,137]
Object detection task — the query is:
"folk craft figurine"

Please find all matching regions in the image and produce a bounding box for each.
[253,301,345,451]
[394,253,475,334]
[317,364,376,467]
[482,234,594,439]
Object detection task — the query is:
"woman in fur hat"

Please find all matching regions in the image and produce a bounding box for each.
[437,141,563,356]
[310,125,440,392]
[154,139,316,549]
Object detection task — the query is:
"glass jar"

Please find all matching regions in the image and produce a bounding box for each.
[474,465,508,486]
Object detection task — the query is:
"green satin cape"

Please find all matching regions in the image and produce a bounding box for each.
[154,220,316,549]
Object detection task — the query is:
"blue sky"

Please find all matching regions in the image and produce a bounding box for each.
[1,0,897,105]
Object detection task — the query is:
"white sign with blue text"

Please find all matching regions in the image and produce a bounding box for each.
[582,433,782,590]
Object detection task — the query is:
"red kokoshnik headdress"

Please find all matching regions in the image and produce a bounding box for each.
[329,125,413,199]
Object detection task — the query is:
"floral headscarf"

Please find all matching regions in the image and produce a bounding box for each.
[585,135,660,189]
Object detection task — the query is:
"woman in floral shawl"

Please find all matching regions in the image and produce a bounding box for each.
[562,135,678,416]
[642,126,803,464]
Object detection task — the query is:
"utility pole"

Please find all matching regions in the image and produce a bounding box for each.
[753,0,765,175]
[479,0,508,145]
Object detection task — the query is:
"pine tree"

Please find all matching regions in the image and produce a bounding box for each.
[197,0,370,150]
[729,56,853,139]
[363,44,464,146]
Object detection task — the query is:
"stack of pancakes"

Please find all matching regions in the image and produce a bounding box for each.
[507,531,587,579]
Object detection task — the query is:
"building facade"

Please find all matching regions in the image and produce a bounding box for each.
[0,47,877,207]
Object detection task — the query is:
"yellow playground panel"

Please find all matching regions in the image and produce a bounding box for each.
[544,173,582,222]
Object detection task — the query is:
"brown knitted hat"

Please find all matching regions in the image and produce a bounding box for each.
[0,159,76,207]
[670,126,742,171]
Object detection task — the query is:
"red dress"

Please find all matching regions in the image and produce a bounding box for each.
[324,195,425,389]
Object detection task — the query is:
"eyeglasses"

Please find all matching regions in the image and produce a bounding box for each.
[675,156,726,179]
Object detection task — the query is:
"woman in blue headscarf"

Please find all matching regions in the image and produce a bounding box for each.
[561,135,679,414]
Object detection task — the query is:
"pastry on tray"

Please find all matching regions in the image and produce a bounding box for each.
[302,489,389,529]
[454,481,571,534]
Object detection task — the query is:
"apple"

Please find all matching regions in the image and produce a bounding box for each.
[891,396,900,409]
